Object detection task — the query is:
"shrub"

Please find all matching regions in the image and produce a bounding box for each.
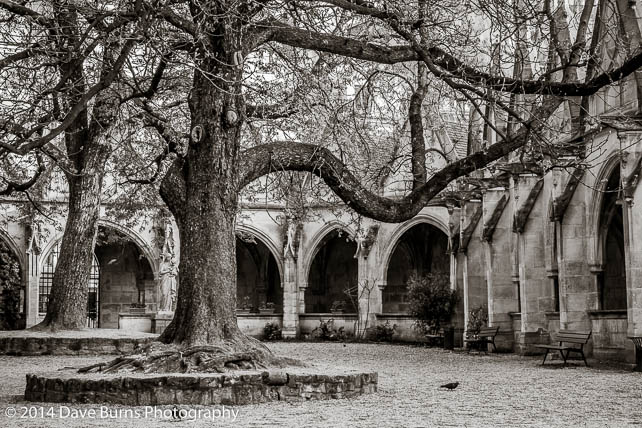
[311,318,345,341]
[259,301,275,310]
[263,322,282,340]
[372,321,396,342]
[407,273,459,335]
[467,305,488,337]
[0,241,22,330]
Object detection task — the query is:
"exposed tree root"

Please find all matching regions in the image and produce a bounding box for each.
[78,338,303,374]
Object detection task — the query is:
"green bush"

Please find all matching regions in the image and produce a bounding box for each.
[263,322,282,340]
[407,273,459,335]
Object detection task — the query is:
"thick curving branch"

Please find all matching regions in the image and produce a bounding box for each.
[239,99,562,223]
[262,7,642,97]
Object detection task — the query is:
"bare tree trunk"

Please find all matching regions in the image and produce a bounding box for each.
[159,176,250,347]
[37,141,110,330]
[157,33,254,348]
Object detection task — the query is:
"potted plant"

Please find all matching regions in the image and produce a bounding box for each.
[129,302,146,314]
[237,296,253,314]
[258,301,275,314]
[330,300,346,314]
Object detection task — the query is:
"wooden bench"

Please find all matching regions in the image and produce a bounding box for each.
[535,330,591,367]
[464,326,500,353]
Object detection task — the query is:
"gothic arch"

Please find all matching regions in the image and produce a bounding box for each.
[379,213,450,283]
[0,228,27,324]
[302,221,357,282]
[303,221,358,313]
[98,219,159,279]
[589,155,622,268]
[39,232,64,270]
[236,224,283,280]
[0,228,25,275]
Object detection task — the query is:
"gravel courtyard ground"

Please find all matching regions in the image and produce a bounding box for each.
[1,342,641,427]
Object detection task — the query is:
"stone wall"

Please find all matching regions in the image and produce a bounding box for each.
[25,371,378,405]
[95,242,156,329]
[589,311,633,363]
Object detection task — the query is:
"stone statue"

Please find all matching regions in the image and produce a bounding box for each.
[284,221,297,257]
[284,220,302,259]
[158,253,178,313]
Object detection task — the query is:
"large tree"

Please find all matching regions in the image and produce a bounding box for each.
[103,0,642,372]
[2,0,637,371]
[0,1,168,330]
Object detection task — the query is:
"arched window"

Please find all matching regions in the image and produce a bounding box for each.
[38,241,100,327]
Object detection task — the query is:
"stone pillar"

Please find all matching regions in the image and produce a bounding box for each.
[461,253,469,338]
[457,203,469,341]
[514,174,550,354]
[352,224,380,338]
[448,206,460,292]
[620,136,642,364]
[281,254,298,338]
[482,187,515,350]
[24,249,39,327]
[356,255,369,337]
[550,164,594,333]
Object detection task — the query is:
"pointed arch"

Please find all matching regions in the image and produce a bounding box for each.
[0,228,25,274]
[589,155,622,268]
[378,213,450,283]
[302,221,357,282]
[303,221,358,313]
[236,223,283,280]
[98,219,159,280]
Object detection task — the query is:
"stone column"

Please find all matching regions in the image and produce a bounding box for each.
[459,205,470,340]
[24,249,39,327]
[448,206,460,292]
[354,224,380,338]
[281,254,298,338]
[482,187,515,350]
[461,253,469,338]
[513,174,550,354]
[620,135,642,364]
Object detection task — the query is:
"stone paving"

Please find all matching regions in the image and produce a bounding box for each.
[1,342,641,427]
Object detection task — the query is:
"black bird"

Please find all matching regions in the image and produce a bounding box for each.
[440,382,459,390]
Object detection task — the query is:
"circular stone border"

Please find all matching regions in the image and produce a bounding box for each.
[0,336,156,356]
[25,371,378,405]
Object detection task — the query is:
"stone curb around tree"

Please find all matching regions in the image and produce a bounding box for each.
[25,371,378,405]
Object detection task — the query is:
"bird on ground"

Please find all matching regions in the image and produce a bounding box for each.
[440,382,459,390]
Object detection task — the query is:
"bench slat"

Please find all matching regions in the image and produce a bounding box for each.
[556,333,590,339]
[476,327,499,336]
[558,330,591,335]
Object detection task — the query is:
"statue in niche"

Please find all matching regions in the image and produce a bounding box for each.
[158,253,178,313]
[283,219,302,259]
[158,222,178,313]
